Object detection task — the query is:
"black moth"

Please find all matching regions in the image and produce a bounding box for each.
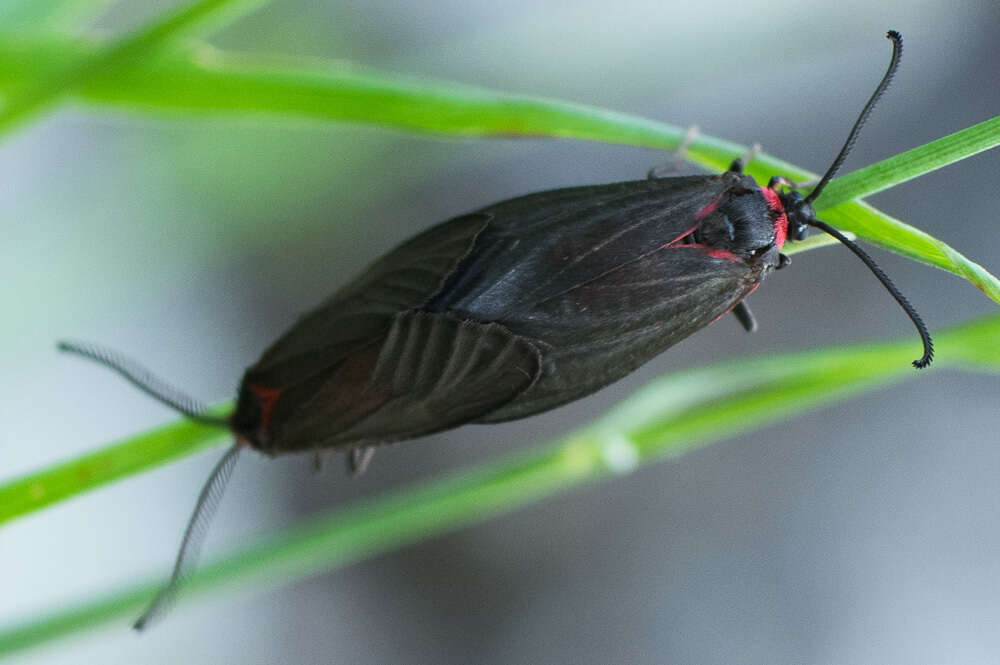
[62,30,931,628]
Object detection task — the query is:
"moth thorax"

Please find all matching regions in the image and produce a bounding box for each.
[696,188,779,257]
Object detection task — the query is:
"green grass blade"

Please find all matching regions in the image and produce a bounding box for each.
[2,313,999,657]
[0,0,268,135]
[819,202,1000,304]
[0,418,230,527]
[0,39,994,301]
[815,116,1000,208]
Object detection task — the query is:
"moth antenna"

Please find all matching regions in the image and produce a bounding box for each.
[57,340,229,427]
[807,219,933,368]
[805,30,902,206]
[133,443,242,630]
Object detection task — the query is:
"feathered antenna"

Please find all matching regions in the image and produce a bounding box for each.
[59,340,241,628]
[779,30,933,369]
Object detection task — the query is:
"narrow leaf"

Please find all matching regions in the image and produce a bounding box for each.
[820,202,1000,304]
[0,419,230,526]
[816,115,1000,208]
[0,39,993,301]
[0,0,269,135]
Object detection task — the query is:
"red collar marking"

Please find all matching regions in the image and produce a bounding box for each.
[759,187,788,249]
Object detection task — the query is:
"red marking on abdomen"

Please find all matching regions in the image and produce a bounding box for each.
[760,187,788,249]
[249,385,282,428]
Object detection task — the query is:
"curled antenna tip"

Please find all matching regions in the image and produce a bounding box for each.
[912,344,934,370]
[804,29,903,206]
[806,220,933,371]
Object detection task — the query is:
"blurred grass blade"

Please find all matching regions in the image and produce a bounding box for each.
[0,39,994,199]
[2,314,1000,657]
[0,38,995,301]
[820,202,1000,304]
[814,115,1000,208]
[0,0,268,135]
[0,418,230,526]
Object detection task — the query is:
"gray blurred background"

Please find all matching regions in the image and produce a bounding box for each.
[3,1,1000,663]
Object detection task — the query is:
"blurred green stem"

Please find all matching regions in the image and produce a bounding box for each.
[0,0,268,135]
[0,37,995,300]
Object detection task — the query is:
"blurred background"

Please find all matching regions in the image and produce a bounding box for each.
[2,1,999,663]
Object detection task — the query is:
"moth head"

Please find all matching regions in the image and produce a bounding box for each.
[778,190,811,243]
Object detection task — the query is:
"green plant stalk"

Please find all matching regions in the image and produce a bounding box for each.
[816,115,1000,207]
[0,38,994,301]
[2,313,1000,657]
[0,0,268,135]
[821,201,1000,304]
[0,420,230,527]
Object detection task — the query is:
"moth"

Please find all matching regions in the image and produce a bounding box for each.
[62,30,930,628]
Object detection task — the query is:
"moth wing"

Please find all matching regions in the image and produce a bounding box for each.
[248,212,491,385]
[274,310,541,451]
[427,175,726,318]
[252,176,725,385]
[479,245,765,422]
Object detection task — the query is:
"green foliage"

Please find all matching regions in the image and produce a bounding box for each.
[1,0,998,656]
[0,0,270,133]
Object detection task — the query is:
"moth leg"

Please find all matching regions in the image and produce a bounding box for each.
[346,446,376,476]
[732,301,758,333]
[729,143,762,174]
[783,175,819,191]
[777,253,791,270]
[647,125,699,179]
[314,448,338,472]
[767,175,797,191]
